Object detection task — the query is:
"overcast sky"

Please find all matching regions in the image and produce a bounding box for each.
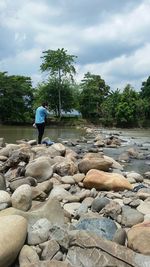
[0,0,150,90]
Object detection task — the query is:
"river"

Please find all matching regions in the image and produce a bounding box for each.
[0,125,150,174]
[0,125,85,143]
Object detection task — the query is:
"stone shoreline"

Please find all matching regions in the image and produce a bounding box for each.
[0,127,150,267]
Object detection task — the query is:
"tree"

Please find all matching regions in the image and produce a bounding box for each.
[79,72,110,119]
[140,76,150,118]
[0,72,33,123]
[34,78,78,116]
[115,84,139,127]
[140,76,150,98]
[101,89,121,126]
[40,48,77,117]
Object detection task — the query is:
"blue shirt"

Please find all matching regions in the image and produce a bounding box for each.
[35,106,49,124]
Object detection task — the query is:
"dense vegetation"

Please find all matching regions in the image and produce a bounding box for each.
[0,48,150,127]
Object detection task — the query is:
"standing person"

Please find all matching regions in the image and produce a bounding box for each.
[34,102,50,144]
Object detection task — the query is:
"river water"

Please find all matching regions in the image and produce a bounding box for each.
[0,125,150,174]
[0,125,85,143]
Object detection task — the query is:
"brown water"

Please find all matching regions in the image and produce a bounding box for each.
[0,125,85,143]
[1,125,150,174]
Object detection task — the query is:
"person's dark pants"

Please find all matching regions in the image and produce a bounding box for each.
[36,123,45,144]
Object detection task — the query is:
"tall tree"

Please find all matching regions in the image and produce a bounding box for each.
[79,72,110,118]
[40,48,77,117]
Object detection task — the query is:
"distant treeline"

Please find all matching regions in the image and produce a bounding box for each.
[0,48,150,127]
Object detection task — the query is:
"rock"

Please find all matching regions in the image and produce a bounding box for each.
[113,228,127,245]
[127,221,150,255]
[78,153,112,173]
[91,197,110,212]
[19,245,39,266]
[126,172,144,183]
[73,173,85,183]
[0,190,11,210]
[0,215,27,267]
[127,147,139,158]
[144,171,150,179]
[137,200,150,215]
[66,230,150,267]
[50,143,66,156]
[53,159,78,176]
[75,217,117,240]
[11,184,32,211]
[101,201,122,220]
[28,218,52,245]
[10,176,37,192]
[63,202,81,216]
[104,155,123,170]
[31,180,53,200]
[121,206,144,227]
[49,186,72,201]
[0,173,6,190]
[61,175,75,184]
[25,156,53,182]
[0,144,20,157]
[0,197,65,227]
[83,169,133,191]
[40,240,60,260]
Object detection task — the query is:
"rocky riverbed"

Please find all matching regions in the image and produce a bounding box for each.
[0,126,150,267]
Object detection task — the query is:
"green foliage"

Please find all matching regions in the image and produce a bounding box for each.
[140,76,150,98]
[34,78,79,116]
[40,48,77,117]
[115,84,139,127]
[0,72,33,123]
[79,72,110,118]
[101,89,121,126]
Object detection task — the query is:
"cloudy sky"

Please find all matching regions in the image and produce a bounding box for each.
[0,0,150,90]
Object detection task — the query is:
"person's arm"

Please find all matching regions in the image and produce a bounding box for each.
[45,106,50,115]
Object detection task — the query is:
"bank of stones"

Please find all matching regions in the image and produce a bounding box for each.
[0,127,150,267]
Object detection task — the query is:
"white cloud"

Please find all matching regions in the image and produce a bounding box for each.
[0,0,150,90]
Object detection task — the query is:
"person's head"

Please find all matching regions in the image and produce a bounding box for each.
[42,102,48,108]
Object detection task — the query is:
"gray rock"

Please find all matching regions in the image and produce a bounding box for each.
[91,197,110,212]
[40,240,60,260]
[28,218,52,245]
[121,206,144,227]
[112,228,127,245]
[0,173,6,190]
[66,230,150,267]
[75,217,117,240]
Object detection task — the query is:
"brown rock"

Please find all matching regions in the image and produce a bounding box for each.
[83,169,133,191]
[127,221,150,255]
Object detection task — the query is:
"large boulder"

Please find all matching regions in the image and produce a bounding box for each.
[83,169,133,191]
[0,197,64,226]
[25,156,53,182]
[78,153,112,173]
[0,215,27,267]
[66,230,150,267]
[127,221,150,255]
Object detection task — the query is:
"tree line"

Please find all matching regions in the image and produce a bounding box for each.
[0,48,150,127]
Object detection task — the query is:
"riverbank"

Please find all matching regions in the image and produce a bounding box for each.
[0,128,150,266]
